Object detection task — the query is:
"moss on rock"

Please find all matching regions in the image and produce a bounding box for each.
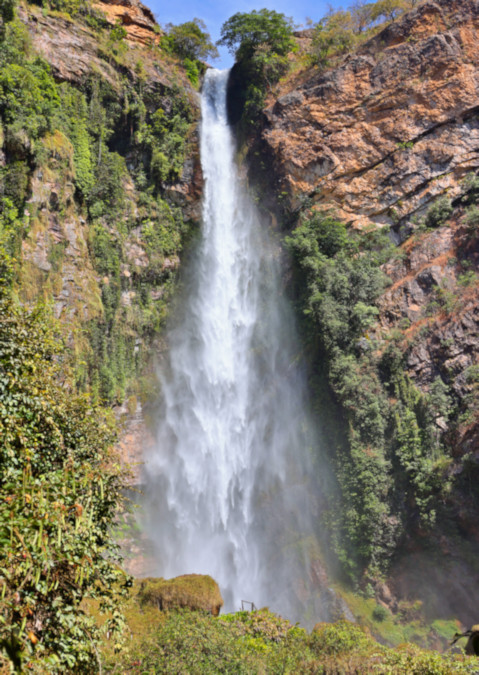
[138,574,224,616]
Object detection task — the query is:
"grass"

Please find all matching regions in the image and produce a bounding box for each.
[336,586,462,650]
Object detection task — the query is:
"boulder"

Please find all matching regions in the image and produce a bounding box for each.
[138,574,224,616]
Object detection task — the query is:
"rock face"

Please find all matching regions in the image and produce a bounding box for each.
[20,3,164,87]
[251,0,479,624]
[93,0,160,45]
[11,3,203,487]
[261,0,479,460]
[263,0,479,231]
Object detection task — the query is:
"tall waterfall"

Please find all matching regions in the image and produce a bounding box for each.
[144,69,324,622]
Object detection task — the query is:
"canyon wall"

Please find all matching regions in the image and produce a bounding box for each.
[241,0,479,623]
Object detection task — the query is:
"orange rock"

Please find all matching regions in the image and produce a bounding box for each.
[263,0,479,232]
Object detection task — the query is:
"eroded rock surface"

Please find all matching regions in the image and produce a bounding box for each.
[264,0,479,231]
[94,0,159,45]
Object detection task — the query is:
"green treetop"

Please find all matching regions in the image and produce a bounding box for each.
[163,18,218,62]
[217,9,295,62]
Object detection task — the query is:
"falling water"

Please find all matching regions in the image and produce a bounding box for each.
[144,69,325,622]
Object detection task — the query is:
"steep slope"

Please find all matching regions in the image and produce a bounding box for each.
[264,0,479,232]
[241,0,479,625]
[1,0,202,420]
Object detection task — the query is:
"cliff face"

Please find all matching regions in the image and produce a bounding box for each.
[93,0,159,45]
[264,0,479,232]
[1,1,202,455]
[247,0,479,622]
[260,0,479,469]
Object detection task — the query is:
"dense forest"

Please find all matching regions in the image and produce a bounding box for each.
[1,0,478,671]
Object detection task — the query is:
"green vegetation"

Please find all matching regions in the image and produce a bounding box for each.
[161,19,218,86]
[424,196,453,229]
[0,248,128,672]
[138,575,223,615]
[218,9,296,62]
[27,0,93,18]
[161,18,218,61]
[339,587,462,649]
[286,210,454,579]
[310,0,419,67]
[218,10,296,126]
[96,599,475,674]
[0,3,197,406]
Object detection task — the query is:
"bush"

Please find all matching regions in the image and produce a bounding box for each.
[462,172,479,205]
[424,196,453,228]
[0,272,128,672]
[310,620,373,655]
[311,10,356,67]
[372,604,389,622]
[464,205,479,232]
[138,575,223,616]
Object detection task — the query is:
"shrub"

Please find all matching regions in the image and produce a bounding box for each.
[0,271,128,672]
[138,575,223,616]
[464,205,479,232]
[311,10,356,67]
[372,604,389,622]
[461,171,479,205]
[310,620,373,655]
[424,196,453,228]
[183,57,199,86]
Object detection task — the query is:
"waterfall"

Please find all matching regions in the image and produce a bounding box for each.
[144,69,325,622]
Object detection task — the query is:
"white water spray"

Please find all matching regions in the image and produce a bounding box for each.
[144,69,325,621]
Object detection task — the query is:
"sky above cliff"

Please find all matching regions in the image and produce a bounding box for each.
[149,1,344,67]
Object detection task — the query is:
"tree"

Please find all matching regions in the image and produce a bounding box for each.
[163,18,218,61]
[311,10,356,67]
[371,0,407,22]
[218,9,295,61]
[218,10,296,126]
[350,1,376,34]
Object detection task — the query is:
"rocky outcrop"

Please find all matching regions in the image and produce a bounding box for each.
[262,0,479,232]
[138,575,224,616]
[18,5,119,86]
[19,2,165,86]
[376,214,479,453]
[93,0,160,45]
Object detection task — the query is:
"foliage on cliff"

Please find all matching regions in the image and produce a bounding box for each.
[0,246,129,672]
[161,18,217,86]
[219,10,296,126]
[0,0,198,407]
[285,209,459,579]
[310,0,419,66]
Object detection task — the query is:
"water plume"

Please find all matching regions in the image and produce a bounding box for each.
[143,69,326,623]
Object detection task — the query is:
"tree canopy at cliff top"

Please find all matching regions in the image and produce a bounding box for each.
[217,9,295,61]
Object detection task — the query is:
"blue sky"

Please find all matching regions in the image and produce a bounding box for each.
[147,0,344,67]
